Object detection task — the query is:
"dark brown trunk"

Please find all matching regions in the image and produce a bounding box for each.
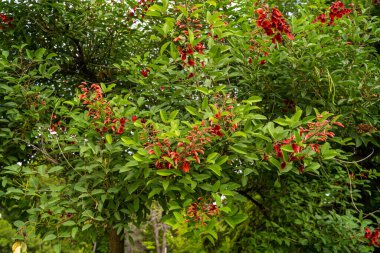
[109,228,124,253]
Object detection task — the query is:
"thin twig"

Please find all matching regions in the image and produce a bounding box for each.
[345,165,360,213]
[364,210,380,219]
[336,149,374,164]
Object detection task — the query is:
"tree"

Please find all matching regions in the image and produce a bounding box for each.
[1,0,379,252]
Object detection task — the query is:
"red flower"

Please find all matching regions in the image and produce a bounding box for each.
[333,121,344,128]
[314,13,327,23]
[140,69,150,77]
[116,125,124,134]
[182,161,190,173]
[292,143,302,153]
[273,143,283,158]
[181,52,187,61]
[256,7,294,43]
[195,43,205,54]
[256,8,264,15]
[186,44,194,55]
[188,58,195,66]
[272,33,283,44]
[132,115,138,122]
[299,164,305,174]
[210,124,223,137]
[365,227,372,239]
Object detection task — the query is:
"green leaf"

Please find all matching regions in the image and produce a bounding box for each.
[74,185,87,193]
[202,97,209,110]
[208,164,222,176]
[2,50,9,58]
[160,41,171,55]
[291,107,303,123]
[216,155,228,165]
[127,181,141,194]
[43,234,57,242]
[196,87,210,94]
[207,152,219,164]
[38,63,46,75]
[225,214,248,228]
[82,224,92,231]
[250,133,271,142]
[232,131,247,138]
[48,166,64,174]
[34,48,46,60]
[157,170,174,176]
[162,180,169,191]
[121,137,136,146]
[230,145,247,155]
[185,106,198,116]
[14,220,25,228]
[243,96,262,104]
[212,180,220,192]
[153,146,162,157]
[160,110,168,123]
[105,134,113,144]
[62,220,76,226]
[281,145,293,153]
[274,118,288,126]
[71,227,78,238]
[148,188,162,199]
[268,157,281,169]
[169,110,179,120]
[46,53,57,60]
[26,49,33,59]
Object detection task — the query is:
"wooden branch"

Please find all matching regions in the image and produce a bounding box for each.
[237,190,270,219]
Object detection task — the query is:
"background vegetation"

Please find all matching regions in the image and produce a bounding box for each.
[0,0,379,252]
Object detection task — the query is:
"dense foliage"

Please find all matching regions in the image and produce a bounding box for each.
[0,0,379,252]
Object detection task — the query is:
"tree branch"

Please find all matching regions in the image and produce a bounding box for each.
[237,190,270,219]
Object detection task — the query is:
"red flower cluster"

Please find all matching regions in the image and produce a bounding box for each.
[174,10,204,42]
[78,83,130,135]
[172,5,228,77]
[210,100,238,133]
[314,1,351,25]
[365,227,380,247]
[174,15,207,77]
[144,95,237,173]
[177,43,205,68]
[247,38,270,65]
[357,123,378,134]
[49,113,64,134]
[256,6,294,44]
[144,123,220,173]
[185,197,219,227]
[0,13,13,30]
[271,115,344,173]
[128,0,155,19]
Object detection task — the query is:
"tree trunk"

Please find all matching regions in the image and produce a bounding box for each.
[152,209,161,253]
[109,228,124,253]
[161,223,167,253]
